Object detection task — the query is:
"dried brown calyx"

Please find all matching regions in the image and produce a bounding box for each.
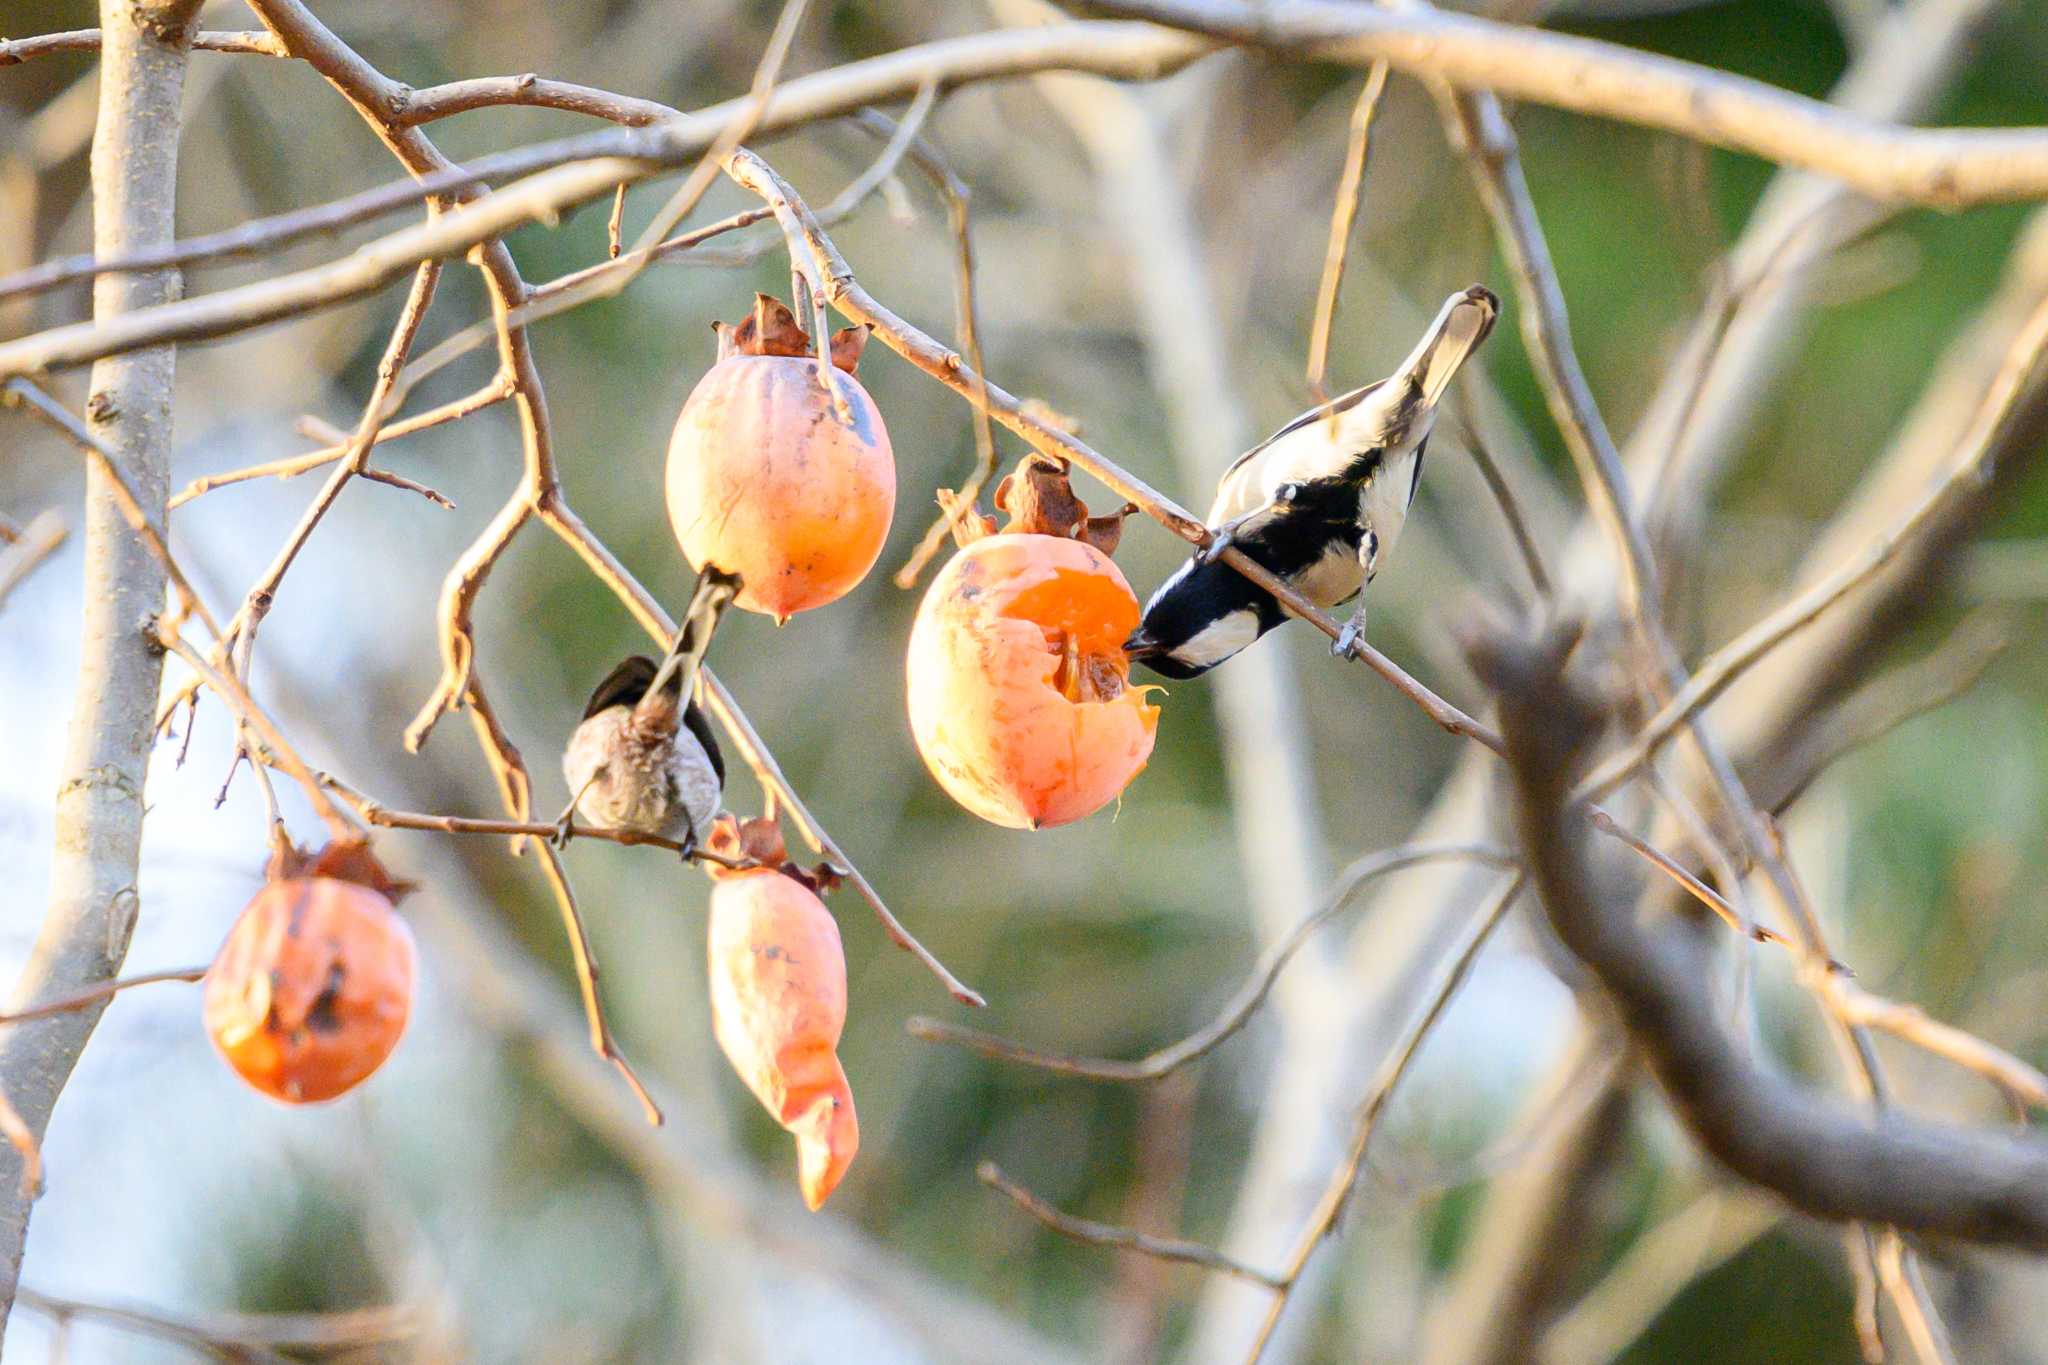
[266,839,415,905]
[713,292,871,374]
[703,813,847,893]
[938,454,1138,555]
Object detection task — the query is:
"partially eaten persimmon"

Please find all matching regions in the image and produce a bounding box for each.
[703,817,859,1211]
[203,842,417,1105]
[907,458,1158,829]
[666,294,894,622]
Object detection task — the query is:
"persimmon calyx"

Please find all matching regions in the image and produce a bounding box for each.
[265,838,413,904]
[712,292,870,374]
[704,814,846,892]
[936,456,1140,556]
[993,455,1138,555]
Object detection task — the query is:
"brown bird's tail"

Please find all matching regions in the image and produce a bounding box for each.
[644,567,744,711]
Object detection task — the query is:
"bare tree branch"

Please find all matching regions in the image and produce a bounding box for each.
[1469,619,2048,1250]
[0,0,203,1340]
[1080,0,2047,206]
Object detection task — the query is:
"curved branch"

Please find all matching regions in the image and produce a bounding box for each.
[1468,620,2048,1250]
[1082,0,2048,207]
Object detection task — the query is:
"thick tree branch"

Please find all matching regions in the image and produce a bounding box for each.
[1469,621,2048,1250]
[1081,0,2048,207]
[0,0,202,1342]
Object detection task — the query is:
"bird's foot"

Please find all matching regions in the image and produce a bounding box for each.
[549,805,578,849]
[676,830,699,864]
[1198,527,1236,565]
[1332,605,1367,661]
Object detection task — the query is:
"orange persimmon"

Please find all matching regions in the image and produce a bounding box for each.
[203,842,417,1105]
[667,294,894,622]
[906,457,1158,829]
[703,818,859,1210]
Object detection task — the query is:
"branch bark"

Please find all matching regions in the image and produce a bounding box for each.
[0,0,202,1341]
[1080,0,2048,206]
[1469,621,2048,1250]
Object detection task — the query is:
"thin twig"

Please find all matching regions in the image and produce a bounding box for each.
[910,841,1512,1081]
[161,636,358,838]
[168,377,510,506]
[860,106,1004,589]
[1305,61,1390,405]
[1448,397,1552,601]
[0,25,1209,315]
[354,803,753,870]
[14,1289,417,1363]
[0,967,207,1028]
[1585,806,1805,956]
[1580,288,2048,800]
[1766,611,2006,816]
[0,29,286,66]
[978,1161,1287,1290]
[1246,872,1526,1360]
[0,509,67,610]
[3,376,222,639]
[533,842,662,1126]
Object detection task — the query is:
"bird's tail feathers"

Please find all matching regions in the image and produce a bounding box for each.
[646,567,743,705]
[1395,285,1499,408]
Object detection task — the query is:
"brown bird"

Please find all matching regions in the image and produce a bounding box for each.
[558,568,742,856]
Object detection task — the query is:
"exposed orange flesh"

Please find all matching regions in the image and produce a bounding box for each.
[907,534,1159,829]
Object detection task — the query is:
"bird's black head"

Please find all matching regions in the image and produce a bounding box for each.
[1124,557,1287,680]
[1123,630,1213,680]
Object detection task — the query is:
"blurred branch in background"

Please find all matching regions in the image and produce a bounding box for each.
[0,509,65,612]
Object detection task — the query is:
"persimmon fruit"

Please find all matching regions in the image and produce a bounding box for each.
[203,842,417,1105]
[907,457,1158,829]
[703,817,859,1211]
[667,294,894,623]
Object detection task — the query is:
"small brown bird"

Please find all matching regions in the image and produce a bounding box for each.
[558,568,742,856]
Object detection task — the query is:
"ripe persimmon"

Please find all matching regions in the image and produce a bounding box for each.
[703,817,859,1211]
[907,457,1158,829]
[667,294,894,622]
[203,842,416,1105]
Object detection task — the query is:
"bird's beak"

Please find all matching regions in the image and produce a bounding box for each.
[1395,285,1500,408]
[1123,628,1160,660]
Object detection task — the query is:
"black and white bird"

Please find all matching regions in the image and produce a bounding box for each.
[558,567,742,855]
[1125,286,1499,679]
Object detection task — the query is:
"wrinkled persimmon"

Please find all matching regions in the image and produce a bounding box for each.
[703,817,859,1210]
[907,458,1157,829]
[667,294,894,622]
[203,842,417,1105]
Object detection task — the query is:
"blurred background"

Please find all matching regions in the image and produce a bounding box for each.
[5,0,2048,1360]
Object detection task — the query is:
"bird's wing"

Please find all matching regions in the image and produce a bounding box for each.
[1214,380,1381,489]
[581,656,658,720]
[681,701,725,789]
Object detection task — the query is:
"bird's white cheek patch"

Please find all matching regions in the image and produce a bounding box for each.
[1179,610,1261,668]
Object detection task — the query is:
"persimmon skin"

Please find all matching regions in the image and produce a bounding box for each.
[203,877,416,1105]
[707,869,859,1211]
[667,355,895,621]
[907,533,1159,830]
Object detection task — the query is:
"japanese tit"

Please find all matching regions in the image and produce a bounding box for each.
[558,567,742,855]
[1125,285,1498,679]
